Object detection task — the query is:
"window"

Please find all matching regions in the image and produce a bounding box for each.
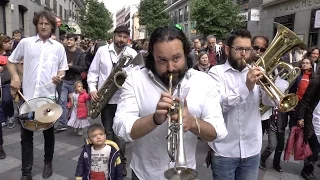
[65,9,68,20]
[309,9,320,47]
[174,11,178,24]
[184,5,189,21]
[184,24,188,34]
[45,0,50,7]
[179,8,183,23]
[53,0,57,14]
[59,5,62,18]
[34,0,41,4]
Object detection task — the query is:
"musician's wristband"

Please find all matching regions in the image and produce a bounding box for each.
[153,113,162,126]
[193,115,201,134]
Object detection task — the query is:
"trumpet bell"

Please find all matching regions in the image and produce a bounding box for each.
[164,167,198,180]
[279,93,299,112]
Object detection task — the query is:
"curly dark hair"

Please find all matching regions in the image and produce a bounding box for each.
[145,26,193,73]
[33,10,57,34]
[227,29,252,48]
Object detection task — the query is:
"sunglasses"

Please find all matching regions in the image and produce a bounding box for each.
[252,46,266,53]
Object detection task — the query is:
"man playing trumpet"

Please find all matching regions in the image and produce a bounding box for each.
[113,26,227,180]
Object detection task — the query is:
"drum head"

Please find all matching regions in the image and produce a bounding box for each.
[20,97,55,115]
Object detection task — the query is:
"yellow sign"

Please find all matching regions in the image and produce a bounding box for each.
[191,29,197,34]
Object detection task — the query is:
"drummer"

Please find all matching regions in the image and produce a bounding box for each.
[7,11,68,180]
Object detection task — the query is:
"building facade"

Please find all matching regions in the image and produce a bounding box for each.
[260,0,320,47]
[164,0,195,40]
[115,5,139,40]
[0,0,84,38]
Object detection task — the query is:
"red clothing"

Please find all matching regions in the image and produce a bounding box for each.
[67,90,90,119]
[90,171,106,180]
[208,50,216,66]
[297,71,311,100]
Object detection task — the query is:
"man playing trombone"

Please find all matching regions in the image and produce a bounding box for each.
[113,26,227,180]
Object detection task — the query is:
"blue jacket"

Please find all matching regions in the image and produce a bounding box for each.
[75,140,123,180]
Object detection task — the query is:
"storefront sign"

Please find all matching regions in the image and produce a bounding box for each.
[250,9,260,21]
[280,0,320,12]
[315,10,320,28]
[239,12,249,21]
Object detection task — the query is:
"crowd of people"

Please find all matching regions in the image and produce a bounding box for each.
[0,9,320,180]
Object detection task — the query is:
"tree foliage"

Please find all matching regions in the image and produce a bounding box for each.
[138,0,170,36]
[79,0,113,40]
[191,0,245,39]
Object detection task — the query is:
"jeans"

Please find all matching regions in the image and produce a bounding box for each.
[21,126,55,176]
[260,130,285,166]
[57,80,75,125]
[211,151,260,180]
[101,104,126,165]
[0,84,14,123]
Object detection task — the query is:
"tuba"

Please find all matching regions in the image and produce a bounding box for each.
[88,49,144,119]
[252,22,306,114]
[164,73,198,180]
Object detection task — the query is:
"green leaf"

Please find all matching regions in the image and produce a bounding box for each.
[79,0,113,40]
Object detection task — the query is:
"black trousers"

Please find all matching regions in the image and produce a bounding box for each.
[101,104,126,165]
[302,133,320,175]
[21,126,55,176]
[132,170,139,180]
[0,123,3,145]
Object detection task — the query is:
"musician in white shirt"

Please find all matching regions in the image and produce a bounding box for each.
[87,25,137,176]
[7,11,68,180]
[208,29,288,180]
[113,26,227,180]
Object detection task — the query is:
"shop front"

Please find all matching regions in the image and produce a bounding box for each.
[260,0,320,48]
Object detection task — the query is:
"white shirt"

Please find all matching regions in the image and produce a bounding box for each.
[90,145,111,179]
[113,68,227,180]
[313,102,320,143]
[208,61,288,158]
[8,35,68,100]
[87,43,137,104]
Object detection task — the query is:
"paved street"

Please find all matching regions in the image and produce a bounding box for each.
[1,117,320,180]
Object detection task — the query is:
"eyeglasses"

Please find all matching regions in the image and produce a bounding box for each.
[231,46,253,54]
[252,46,266,53]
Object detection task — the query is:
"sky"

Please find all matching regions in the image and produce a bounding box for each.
[100,0,141,14]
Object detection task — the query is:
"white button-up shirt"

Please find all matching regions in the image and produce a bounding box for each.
[87,43,137,104]
[8,35,68,100]
[208,61,288,158]
[113,68,227,180]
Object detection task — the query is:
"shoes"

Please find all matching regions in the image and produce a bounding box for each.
[301,171,317,180]
[42,162,53,179]
[77,130,83,136]
[7,117,15,129]
[273,164,283,172]
[55,124,67,131]
[259,159,266,170]
[21,175,33,180]
[0,145,6,159]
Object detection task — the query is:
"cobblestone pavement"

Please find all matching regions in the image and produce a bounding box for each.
[1,118,320,180]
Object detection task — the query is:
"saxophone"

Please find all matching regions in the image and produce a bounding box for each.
[88,53,134,119]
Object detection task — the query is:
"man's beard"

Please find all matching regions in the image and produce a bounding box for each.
[228,53,247,72]
[115,41,126,48]
[158,68,187,88]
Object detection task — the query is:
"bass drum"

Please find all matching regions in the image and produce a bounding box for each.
[19,97,57,131]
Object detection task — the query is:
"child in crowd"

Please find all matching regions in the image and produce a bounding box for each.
[67,81,90,135]
[75,124,123,180]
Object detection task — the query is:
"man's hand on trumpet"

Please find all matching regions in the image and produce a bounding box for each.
[154,92,197,132]
[246,66,264,91]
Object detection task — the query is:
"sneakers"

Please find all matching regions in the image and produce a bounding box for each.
[301,170,317,180]
[273,164,283,172]
[7,117,15,129]
[259,159,266,170]
[0,145,6,159]
[55,124,67,131]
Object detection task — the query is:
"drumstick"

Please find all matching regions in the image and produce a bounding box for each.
[43,75,65,87]
[17,90,30,106]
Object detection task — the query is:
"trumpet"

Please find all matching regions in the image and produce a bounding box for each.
[242,59,299,112]
[164,73,198,180]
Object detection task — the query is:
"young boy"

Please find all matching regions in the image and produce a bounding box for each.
[75,124,123,180]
